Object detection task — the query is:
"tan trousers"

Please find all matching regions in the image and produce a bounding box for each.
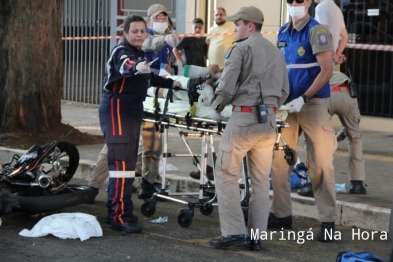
[140,121,162,184]
[271,99,338,222]
[329,89,365,181]
[215,112,276,236]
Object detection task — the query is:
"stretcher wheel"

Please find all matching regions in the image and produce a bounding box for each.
[141,202,156,217]
[284,147,298,166]
[177,212,193,228]
[199,205,214,216]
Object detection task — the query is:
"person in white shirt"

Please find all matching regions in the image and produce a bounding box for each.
[315,0,348,69]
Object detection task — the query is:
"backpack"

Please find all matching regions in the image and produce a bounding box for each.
[336,251,384,262]
[269,162,310,189]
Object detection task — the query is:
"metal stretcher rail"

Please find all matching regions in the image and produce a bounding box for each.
[140,109,297,228]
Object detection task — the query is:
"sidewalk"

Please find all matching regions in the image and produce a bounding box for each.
[1,101,392,232]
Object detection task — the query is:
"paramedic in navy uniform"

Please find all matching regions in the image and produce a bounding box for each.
[267,0,337,242]
[209,6,289,251]
[99,14,176,233]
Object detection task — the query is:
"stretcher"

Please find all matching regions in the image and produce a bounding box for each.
[140,97,296,228]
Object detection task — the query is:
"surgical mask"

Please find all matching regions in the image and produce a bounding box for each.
[152,22,168,34]
[287,5,306,20]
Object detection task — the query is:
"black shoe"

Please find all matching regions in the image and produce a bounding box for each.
[210,234,249,248]
[249,239,261,251]
[106,215,138,225]
[267,212,292,230]
[86,187,99,204]
[111,221,142,233]
[336,127,346,142]
[349,181,367,194]
[138,180,161,199]
[189,165,214,180]
[316,222,335,242]
[297,183,314,198]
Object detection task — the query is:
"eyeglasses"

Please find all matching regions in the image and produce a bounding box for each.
[152,15,168,21]
[287,0,305,4]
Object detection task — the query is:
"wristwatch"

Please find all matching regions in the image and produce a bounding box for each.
[205,73,212,80]
[301,94,310,103]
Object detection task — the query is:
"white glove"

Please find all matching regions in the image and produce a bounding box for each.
[172,81,182,89]
[164,34,179,48]
[210,110,222,121]
[276,110,288,121]
[136,61,151,74]
[286,96,305,113]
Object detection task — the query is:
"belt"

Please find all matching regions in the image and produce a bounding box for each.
[232,106,277,114]
[332,83,349,92]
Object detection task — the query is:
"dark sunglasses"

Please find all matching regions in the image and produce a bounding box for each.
[287,0,305,4]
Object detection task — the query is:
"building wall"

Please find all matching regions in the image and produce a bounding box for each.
[213,0,284,44]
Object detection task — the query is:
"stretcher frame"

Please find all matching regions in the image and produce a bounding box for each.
[140,108,294,228]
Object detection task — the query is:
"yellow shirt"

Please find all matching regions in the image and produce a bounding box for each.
[206,22,236,68]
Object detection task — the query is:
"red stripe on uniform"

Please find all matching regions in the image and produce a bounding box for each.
[110,97,116,136]
[119,76,126,93]
[117,99,122,135]
[114,177,120,224]
[119,177,125,224]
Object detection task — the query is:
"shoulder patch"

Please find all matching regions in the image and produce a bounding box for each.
[224,45,235,59]
[318,33,328,45]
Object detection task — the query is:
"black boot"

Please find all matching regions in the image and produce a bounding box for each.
[210,234,249,248]
[297,183,314,198]
[111,221,142,233]
[267,212,292,229]
[249,239,261,251]
[86,187,99,204]
[316,222,335,242]
[349,181,367,194]
[138,179,160,199]
[189,165,214,180]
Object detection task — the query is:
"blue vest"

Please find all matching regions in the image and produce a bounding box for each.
[278,18,330,101]
[145,28,173,71]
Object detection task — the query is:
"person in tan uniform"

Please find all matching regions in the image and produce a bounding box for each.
[268,0,337,242]
[209,6,289,251]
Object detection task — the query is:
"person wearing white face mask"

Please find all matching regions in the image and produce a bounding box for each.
[136,4,181,200]
[268,0,338,243]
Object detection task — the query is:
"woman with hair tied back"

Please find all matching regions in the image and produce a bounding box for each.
[98,14,178,234]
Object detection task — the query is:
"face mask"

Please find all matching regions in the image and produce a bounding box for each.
[287,5,306,20]
[152,22,168,34]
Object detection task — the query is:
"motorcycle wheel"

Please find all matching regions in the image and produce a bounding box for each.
[49,141,80,183]
[16,185,95,213]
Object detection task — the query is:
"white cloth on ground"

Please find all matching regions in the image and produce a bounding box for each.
[19,213,103,241]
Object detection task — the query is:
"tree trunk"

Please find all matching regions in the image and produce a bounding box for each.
[0,0,63,134]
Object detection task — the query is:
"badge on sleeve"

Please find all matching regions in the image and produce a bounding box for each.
[224,44,235,59]
[318,34,328,45]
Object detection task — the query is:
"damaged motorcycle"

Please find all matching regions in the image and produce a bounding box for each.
[0,129,95,215]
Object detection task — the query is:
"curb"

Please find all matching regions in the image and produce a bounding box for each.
[75,162,390,232]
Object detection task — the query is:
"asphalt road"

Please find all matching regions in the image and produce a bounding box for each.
[0,178,391,262]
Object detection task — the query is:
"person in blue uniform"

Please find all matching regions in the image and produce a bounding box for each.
[268,0,337,242]
[99,14,176,233]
